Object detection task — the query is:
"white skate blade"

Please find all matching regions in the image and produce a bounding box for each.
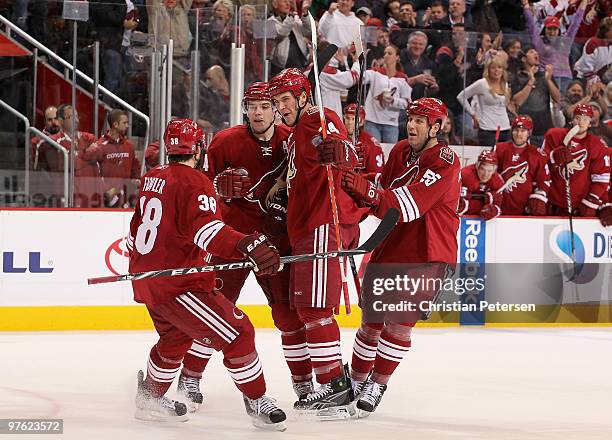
[315,403,357,421]
[186,401,201,413]
[134,408,189,423]
[250,417,287,432]
[357,408,372,419]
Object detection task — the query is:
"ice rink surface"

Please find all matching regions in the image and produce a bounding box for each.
[1,327,612,440]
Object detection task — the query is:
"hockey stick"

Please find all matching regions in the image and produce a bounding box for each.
[308,12,351,314]
[87,208,400,285]
[562,124,580,282]
[489,125,500,151]
[307,43,339,95]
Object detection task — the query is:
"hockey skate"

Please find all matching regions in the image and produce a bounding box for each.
[293,379,314,400]
[134,370,189,422]
[294,373,356,421]
[356,378,387,418]
[177,374,203,412]
[243,395,287,431]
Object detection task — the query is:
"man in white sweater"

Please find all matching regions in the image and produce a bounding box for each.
[318,0,363,49]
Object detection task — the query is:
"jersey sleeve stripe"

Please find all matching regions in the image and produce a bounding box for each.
[392,188,410,222]
[392,186,420,222]
[194,220,225,250]
[591,173,610,183]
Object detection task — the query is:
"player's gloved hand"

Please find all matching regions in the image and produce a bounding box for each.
[551,147,573,166]
[213,168,252,198]
[263,187,288,237]
[525,195,547,216]
[457,197,469,215]
[236,233,282,275]
[313,135,354,168]
[577,196,599,217]
[480,203,500,221]
[599,204,612,227]
[354,141,365,170]
[341,170,380,207]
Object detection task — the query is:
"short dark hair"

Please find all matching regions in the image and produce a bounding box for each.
[431,0,446,10]
[167,154,194,163]
[108,109,128,127]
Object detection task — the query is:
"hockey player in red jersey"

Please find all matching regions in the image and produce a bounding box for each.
[343,104,385,174]
[177,82,313,406]
[541,104,610,216]
[268,68,361,412]
[495,115,551,216]
[458,150,504,220]
[340,97,460,416]
[128,118,287,430]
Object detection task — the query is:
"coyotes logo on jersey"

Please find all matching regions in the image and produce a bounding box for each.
[390,163,419,188]
[244,158,287,212]
[559,148,587,180]
[499,162,529,193]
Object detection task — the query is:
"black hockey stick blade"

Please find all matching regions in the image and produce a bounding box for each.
[87,209,399,285]
[307,43,338,94]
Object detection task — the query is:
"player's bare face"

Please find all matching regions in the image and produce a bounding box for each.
[272,91,300,126]
[512,127,529,147]
[407,115,436,150]
[572,114,591,135]
[246,100,275,134]
[477,163,496,183]
[344,114,355,134]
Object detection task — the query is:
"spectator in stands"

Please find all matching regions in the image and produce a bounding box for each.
[504,38,523,79]
[318,0,363,49]
[493,0,525,33]
[57,105,104,207]
[31,106,66,172]
[400,31,439,100]
[510,48,560,147]
[606,82,612,120]
[92,0,130,96]
[458,150,504,220]
[198,65,231,131]
[566,0,610,46]
[267,0,311,75]
[198,0,234,74]
[382,0,401,28]
[356,6,373,25]
[389,2,418,49]
[467,31,503,84]
[93,109,141,207]
[470,0,500,33]
[366,27,390,66]
[239,5,264,85]
[315,48,359,118]
[574,17,612,84]
[432,0,472,31]
[457,57,513,146]
[522,0,587,94]
[438,109,461,145]
[588,101,612,145]
[362,44,412,143]
[148,0,193,62]
[422,0,448,28]
[559,79,593,123]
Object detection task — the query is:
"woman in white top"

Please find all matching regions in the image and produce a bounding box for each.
[362,44,412,143]
[457,57,514,147]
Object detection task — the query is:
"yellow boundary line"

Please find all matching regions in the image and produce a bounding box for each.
[0,305,610,331]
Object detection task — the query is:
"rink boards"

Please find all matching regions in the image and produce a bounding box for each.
[0,209,610,330]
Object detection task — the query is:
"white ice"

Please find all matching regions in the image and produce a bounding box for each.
[1,327,611,440]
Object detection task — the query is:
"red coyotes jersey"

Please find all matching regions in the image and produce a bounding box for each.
[93,132,141,179]
[285,106,361,244]
[496,141,550,215]
[359,130,385,174]
[128,163,245,306]
[541,128,610,210]
[370,141,460,264]
[204,124,290,235]
[31,130,71,172]
[72,131,102,177]
[460,164,504,215]
[31,130,101,176]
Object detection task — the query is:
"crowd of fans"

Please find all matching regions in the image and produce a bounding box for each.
[5,0,612,213]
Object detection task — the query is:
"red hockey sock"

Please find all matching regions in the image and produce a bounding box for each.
[351,323,383,382]
[297,307,342,384]
[371,323,414,385]
[224,352,266,400]
[145,344,182,397]
[181,340,214,378]
[271,302,312,382]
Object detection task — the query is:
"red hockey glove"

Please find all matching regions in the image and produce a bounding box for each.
[313,135,354,168]
[577,196,599,217]
[263,187,288,237]
[236,233,282,276]
[341,170,380,207]
[480,203,500,221]
[213,168,252,198]
[457,197,469,215]
[354,141,365,170]
[600,204,612,227]
[551,147,573,166]
[525,194,547,216]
